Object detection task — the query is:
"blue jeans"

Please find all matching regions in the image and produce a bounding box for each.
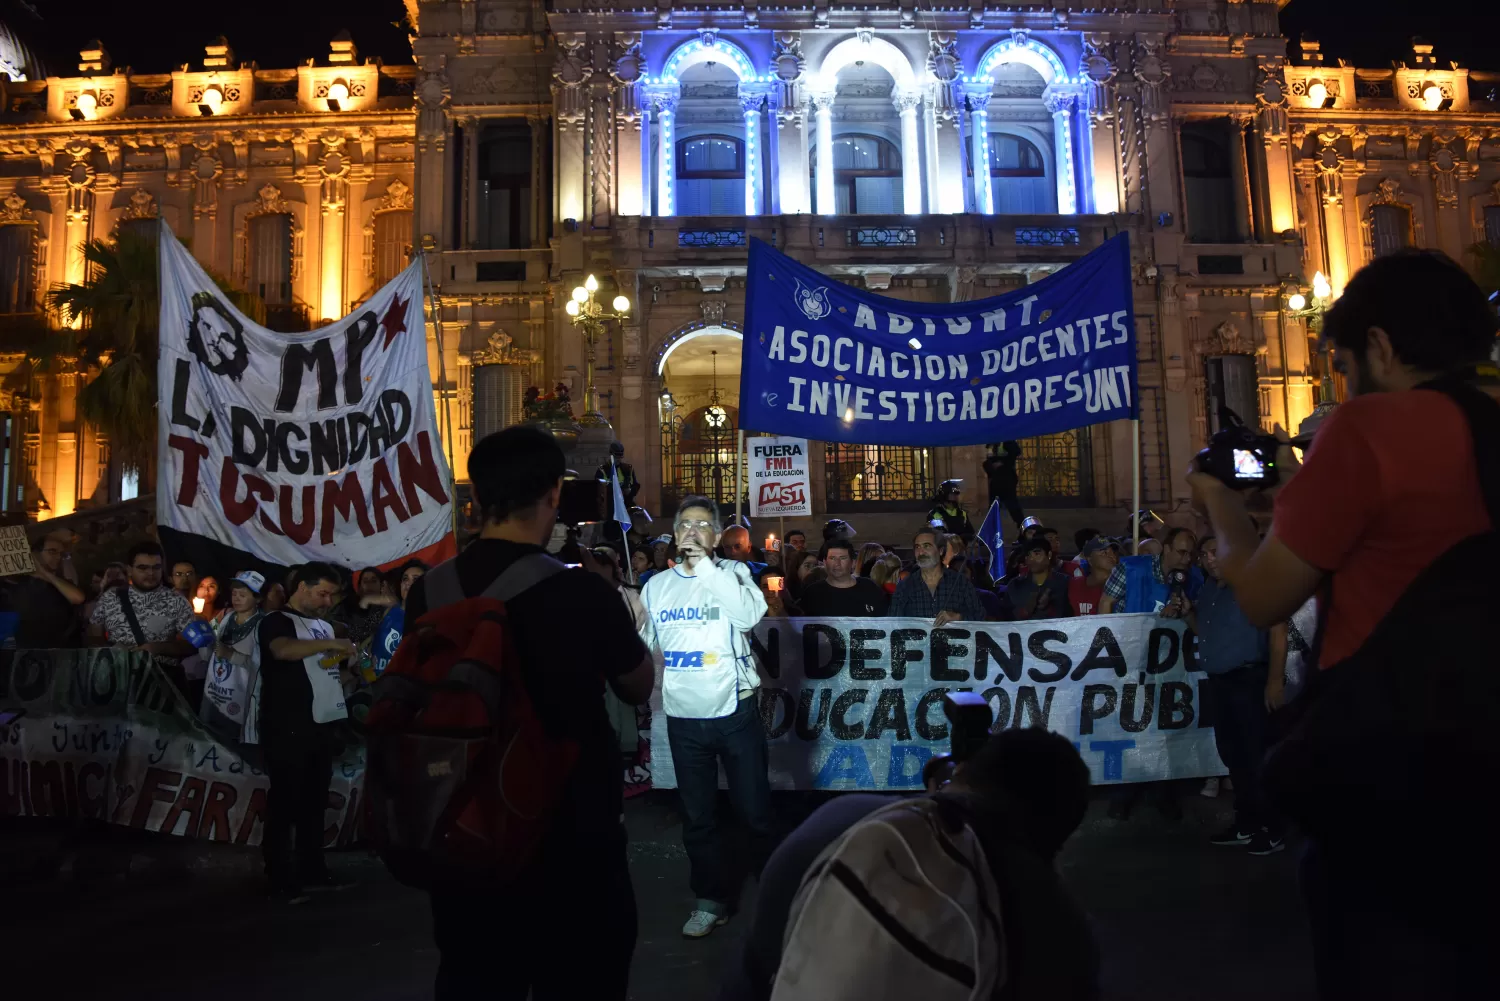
[666,694,773,913]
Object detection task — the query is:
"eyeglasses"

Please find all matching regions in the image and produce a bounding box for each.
[676,520,715,532]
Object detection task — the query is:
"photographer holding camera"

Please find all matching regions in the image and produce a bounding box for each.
[404,427,655,1000]
[640,495,771,940]
[1186,250,1499,1000]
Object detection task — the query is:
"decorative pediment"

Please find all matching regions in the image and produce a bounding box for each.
[122,188,157,220]
[0,191,32,224]
[378,177,412,211]
[253,183,289,216]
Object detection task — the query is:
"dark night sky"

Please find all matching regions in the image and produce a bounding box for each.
[4,0,1499,76]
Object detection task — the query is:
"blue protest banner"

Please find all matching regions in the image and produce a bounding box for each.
[740,234,1138,446]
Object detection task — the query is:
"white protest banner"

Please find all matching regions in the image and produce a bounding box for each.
[0,525,33,576]
[748,436,811,517]
[649,614,1225,790]
[156,220,454,568]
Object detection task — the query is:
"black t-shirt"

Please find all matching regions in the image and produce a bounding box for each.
[257,609,323,741]
[798,577,890,617]
[2,576,79,648]
[404,538,648,863]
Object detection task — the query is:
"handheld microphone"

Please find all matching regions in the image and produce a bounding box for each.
[1168,569,1187,600]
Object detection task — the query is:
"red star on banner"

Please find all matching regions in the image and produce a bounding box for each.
[380,293,410,350]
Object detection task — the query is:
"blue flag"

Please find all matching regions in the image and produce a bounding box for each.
[977,499,1006,582]
[740,234,1138,446]
[610,457,632,533]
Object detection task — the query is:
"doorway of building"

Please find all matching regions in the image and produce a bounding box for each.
[658,327,746,513]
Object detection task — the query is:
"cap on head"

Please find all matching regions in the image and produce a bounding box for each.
[231,570,265,594]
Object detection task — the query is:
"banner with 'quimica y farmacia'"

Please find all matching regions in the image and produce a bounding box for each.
[649,614,1226,790]
[156,220,454,568]
[740,234,1138,446]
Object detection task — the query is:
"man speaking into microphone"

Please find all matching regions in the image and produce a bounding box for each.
[1099,526,1200,615]
[640,495,770,940]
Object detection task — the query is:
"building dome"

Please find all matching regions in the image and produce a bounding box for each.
[0,17,47,81]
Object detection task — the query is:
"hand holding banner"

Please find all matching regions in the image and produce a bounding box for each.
[740,235,1138,446]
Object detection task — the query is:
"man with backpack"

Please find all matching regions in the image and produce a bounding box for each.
[640,495,770,939]
[1186,250,1499,999]
[398,426,654,1000]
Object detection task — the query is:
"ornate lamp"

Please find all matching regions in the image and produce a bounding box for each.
[564,273,630,428]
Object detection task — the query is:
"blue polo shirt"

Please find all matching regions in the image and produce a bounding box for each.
[1194,576,1268,675]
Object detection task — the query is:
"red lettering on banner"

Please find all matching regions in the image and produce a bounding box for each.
[78,762,106,819]
[168,434,211,506]
[220,459,275,526]
[369,456,410,531]
[397,430,450,516]
[130,767,183,829]
[199,782,238,842]
[278,485,317,546]
[321,470,375,544]
[234,786,267,845]
[159,776,207,838]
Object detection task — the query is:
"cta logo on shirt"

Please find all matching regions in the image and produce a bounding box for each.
[663,650,718,669]
[658,605,720,624]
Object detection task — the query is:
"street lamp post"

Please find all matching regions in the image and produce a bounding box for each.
[1283,270,1336,405]
[564,273,631,428]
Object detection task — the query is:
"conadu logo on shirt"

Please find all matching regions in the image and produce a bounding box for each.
[657,605,720,624]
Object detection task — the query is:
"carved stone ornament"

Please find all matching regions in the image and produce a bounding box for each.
[0,190,31,223]
[470,329,539,367]
[613,33,643,85]
[379,177,412,211]
[123,188,158,219]
[552,34,590,88]
[254,183,289,215]
[927,32,960,84]
[1132,35,1171,122]
[1256,59,1288,108]
[773,33,805,83]
[466,64,523,95]
[1373,177,1404,206]
[1213,321,1252,356]
[700,299,726,325]
[416,70,451,109]
[1081,34,1117,87]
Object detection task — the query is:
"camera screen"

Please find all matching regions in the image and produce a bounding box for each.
[1232,449,1266,481]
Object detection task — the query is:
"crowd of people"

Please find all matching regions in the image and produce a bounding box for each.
[3,249,1492,999]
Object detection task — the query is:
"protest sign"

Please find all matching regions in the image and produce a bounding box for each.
[649,615,1224,790]
[156,220,454,569]
[748,436,811,517]
[740,235,1138,446]
[0,648,364,846]
[0,526,33,576]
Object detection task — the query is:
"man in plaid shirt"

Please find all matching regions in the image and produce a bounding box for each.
[890,528,987,624]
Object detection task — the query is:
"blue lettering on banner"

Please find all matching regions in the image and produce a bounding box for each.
[741,235,1139,446]
[658,606,720,624]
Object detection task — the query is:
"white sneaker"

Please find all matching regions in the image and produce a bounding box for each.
[682,909,728,938]
[1199,777,1220,798]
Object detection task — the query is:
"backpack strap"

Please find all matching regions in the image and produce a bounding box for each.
[479,553,569,602]
[422,559,466,611]
[114,585,147,647]
[1428,377,1500,527]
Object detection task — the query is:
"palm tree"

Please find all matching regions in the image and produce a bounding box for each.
[37,228,263,480]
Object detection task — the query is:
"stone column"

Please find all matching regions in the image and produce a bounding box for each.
[1044,89,1079,215]
[964,83,993,215]
[615,98,643,218]
[413,65,450,251]
[776,104,810,215]
[934,112,967,214]
[1227,115,1254,243]
[1082,33,1122,215]
[895,89,922,215]
[589,76,616,230]
[920,95,942,214]
[457,116,480,247]
[740,88,767,216]
[651,86,680,217]
[811,91,836,215]
[529,115,550,243]
[1317,154,1352,296]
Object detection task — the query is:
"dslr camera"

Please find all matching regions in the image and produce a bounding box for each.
[1195,406,1280,490]
[921,692,995,791]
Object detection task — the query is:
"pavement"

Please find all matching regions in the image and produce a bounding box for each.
[1,787,1314,1001]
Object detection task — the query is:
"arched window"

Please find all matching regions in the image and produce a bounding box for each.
[0,224,37,314]
[988,134,1045,177]
[980,133,1055,214]
[812,134,903,215]
[676,135,745,217]
[248,213,293,305]
[1370,204,1413,258]
[373,210,412,286]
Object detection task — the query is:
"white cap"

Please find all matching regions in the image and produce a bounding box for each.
[231,570,265,594]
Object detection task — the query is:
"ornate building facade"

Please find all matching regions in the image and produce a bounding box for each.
[2,6,1498,532]
[0,33,415,518]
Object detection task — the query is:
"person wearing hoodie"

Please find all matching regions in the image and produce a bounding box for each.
[640,494,770,940]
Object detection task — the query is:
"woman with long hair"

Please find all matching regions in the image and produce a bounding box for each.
[785,550,822,613]
[369,561,428,679]
[857,542,886,577]
[867,552,904,597]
